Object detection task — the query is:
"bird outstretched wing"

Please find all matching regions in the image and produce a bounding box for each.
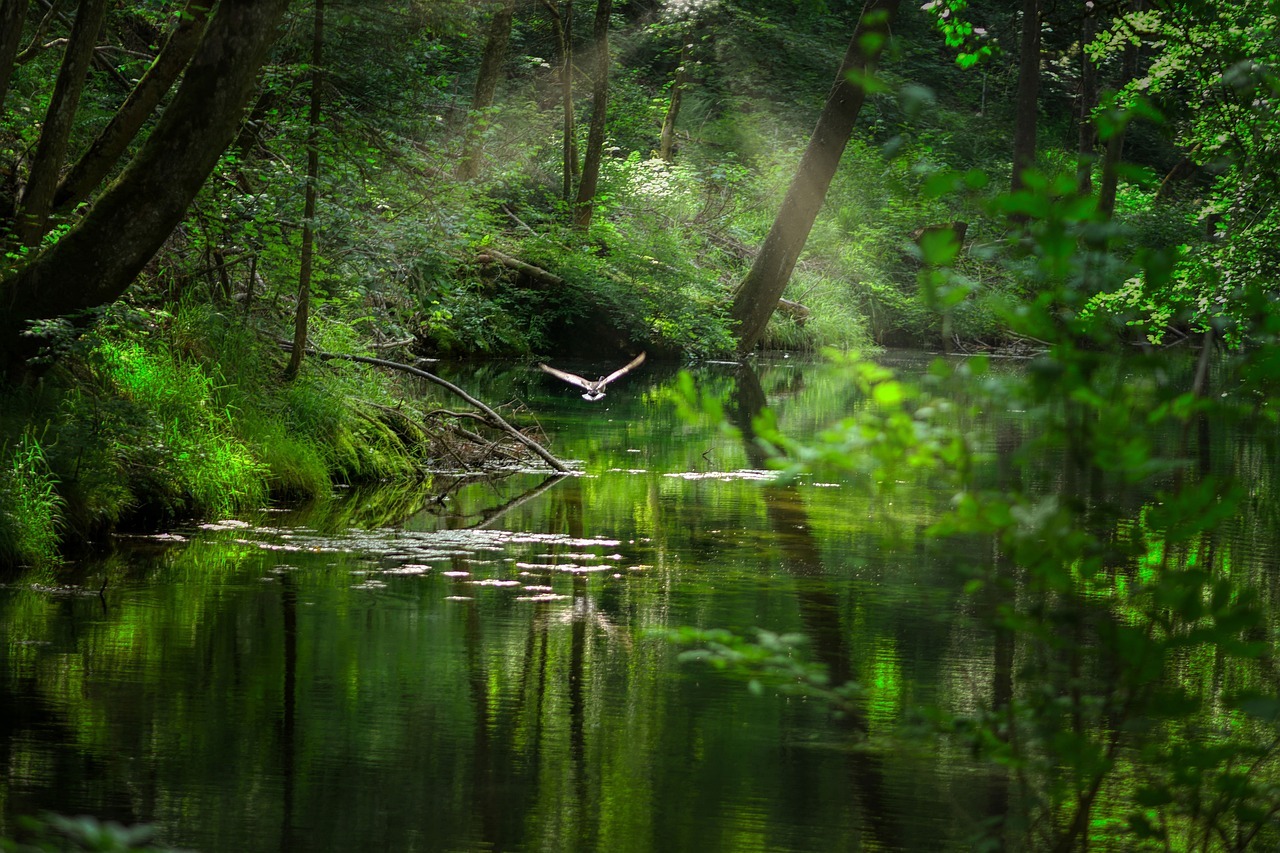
[600,351,646,387]
[538,363,594,391]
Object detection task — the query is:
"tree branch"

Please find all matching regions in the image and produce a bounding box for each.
[279,344,571,473]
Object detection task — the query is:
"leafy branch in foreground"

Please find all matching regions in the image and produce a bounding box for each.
[669,157,1280,849]
[659,627,864,720]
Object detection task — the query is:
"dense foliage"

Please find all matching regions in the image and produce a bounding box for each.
[3,1,1280,848]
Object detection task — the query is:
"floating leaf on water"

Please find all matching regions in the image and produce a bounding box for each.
[383,564,433,575]
[199,519,252,530]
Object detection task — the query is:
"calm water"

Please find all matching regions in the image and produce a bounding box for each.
[0,353,1273,851]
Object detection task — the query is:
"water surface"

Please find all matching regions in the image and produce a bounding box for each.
[2,353,1272,851]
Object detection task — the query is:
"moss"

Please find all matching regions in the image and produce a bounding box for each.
[0,305,445,563]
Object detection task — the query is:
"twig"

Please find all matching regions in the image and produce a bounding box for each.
[502,204,539,236]
[428,408,496,425]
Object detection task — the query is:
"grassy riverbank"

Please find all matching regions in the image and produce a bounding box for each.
[0,303,466,568]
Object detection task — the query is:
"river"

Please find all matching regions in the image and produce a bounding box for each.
[1,352,1275,851]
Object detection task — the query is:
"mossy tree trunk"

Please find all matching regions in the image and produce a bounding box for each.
[573,0,612,230]
[0,0,293,379]
[728,0,900,354]
[14,0,107,247]
[457,0,517,181]
[286,0,325,381]
[0,0,29,120]
[1010,0,1040,194]
[53,0,212,212]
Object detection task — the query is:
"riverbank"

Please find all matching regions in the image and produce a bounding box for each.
[0,303,548,569]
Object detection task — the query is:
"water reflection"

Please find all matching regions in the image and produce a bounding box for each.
[2,354,1275,851]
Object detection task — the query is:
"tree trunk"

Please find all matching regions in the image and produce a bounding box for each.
[285,0,324,381]
[658,35,691,161]
[728,0,900,353]
[0,0,29,120]
[0,0,293,379]
[1010,0,1040,193]
[573,0,611,230]
[558,1,578,201]
[14,0,107,247]
[53,0,212,212]
[457,0,517,181]
[1098,0,1143,218]
[1076,4,1096,194]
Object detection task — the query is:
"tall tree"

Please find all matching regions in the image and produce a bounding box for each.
[0,0,293,379]
[1076,1,1097,194]
[0,0,28,120]
[457,0,517,181]
[572,0,612,230]
[728,0,900,353]
[53,0,213,212]
[1097,0,1144,217]
[655,0,716,162]
[541,0,578,202]
[14,0,108,247]
[1010,0,1040,193]
[285,0,325,380]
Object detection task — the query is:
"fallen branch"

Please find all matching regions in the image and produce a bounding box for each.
[368,337,418,350]
[501,204,539,236]
[477,248,564,287]
[777,297,810,324]
[280,343,570,472]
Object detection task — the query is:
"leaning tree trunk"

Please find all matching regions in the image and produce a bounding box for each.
[658,35,691,162]
[728,0,900,353]
[14,0,108,247]
[53,0,212,212]
[573,0,612,230]
[0,0,293,379]
[285,0,325,381]
[457,0,516,181]
[1010,0,1040,194]
[0,0,29,119]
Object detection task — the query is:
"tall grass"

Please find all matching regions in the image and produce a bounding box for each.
[91,337,269,518]
[0,433,64,566]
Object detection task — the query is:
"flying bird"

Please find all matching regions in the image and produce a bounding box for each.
[539,352,646,401]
